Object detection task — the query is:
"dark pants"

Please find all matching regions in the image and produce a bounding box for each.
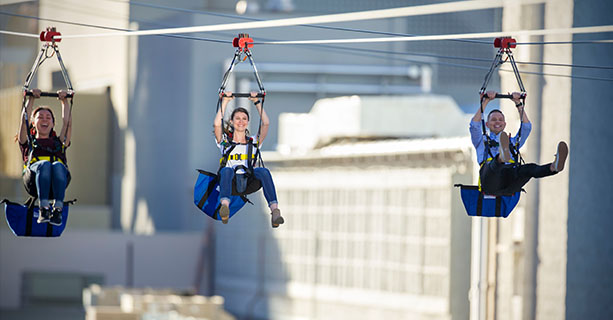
[480,156,556,196]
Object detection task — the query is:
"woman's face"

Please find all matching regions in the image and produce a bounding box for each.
[486,112,506,134]
[33,109,54,137]
[232,111,249,132]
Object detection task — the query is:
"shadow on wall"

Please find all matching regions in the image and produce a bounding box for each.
[128,33,197,232]
[212,192,287,320]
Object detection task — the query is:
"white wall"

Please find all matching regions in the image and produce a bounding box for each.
[0,230,202,309]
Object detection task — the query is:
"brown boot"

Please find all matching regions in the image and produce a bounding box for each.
[219,203,230,224]
[498,132,511,163]
[552,141,568,172]
[271,208,284,228]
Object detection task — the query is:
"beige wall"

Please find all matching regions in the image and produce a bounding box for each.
[536,1,573,320]
[0,88,24,179]
[65,92,113,205]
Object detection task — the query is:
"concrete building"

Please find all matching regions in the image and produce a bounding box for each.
[215,94,475,320]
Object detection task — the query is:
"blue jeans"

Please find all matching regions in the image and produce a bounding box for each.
[219,167,278,206]
[29,160,68,207]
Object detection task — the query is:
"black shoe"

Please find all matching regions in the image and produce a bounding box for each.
[37,207,51,224]
[50,207,63,226]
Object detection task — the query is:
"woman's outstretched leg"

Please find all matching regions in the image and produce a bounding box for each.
[253,168,284,228]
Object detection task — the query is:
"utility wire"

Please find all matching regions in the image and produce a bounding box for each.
[114,0,490,45]
[0,5,613,69]
[342,46,613,70]
[52,0,550,39]
[0,11,230,44]
[0,29,40,38]
[515,39,613,45]
[6,7,608,71]
[111,0,613,47]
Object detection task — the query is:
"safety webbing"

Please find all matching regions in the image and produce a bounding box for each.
[495,196,502,217]
[25,207,34,236]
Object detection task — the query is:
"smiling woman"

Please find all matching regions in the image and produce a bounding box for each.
[212,91,284,227]
[18,88,73,226]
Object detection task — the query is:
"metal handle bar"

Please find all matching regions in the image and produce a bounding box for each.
[495,93,526,99]
[220,93,265,98]
[24,90,74,98]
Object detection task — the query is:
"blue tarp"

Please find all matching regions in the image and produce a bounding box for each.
[3,200,70,237]
[193,170,247,221]
[456,185,521,218]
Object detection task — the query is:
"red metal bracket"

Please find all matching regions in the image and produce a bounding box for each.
[494,37,516,49]
[232,33,254,50]
[39,27,61,43]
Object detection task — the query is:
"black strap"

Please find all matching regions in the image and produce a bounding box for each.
[241,195,253,205]
[495,196,502,217]
[25,206,34,236]
[476,193,484,216]
[454,184,479,190]
[198,177,219,210]
[46,221,54,237]
[213,203,221,220]
[247,139,254,172]
[218,144,237,170]
[196,170,219,210]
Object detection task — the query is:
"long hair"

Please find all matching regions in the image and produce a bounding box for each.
[223,107,250,141]
[30,107,57,137]
[15,106,57,142]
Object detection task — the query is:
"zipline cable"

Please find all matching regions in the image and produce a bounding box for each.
[256,25,613,45]
[344,46,613,70]
[109,0,491,45]
[0,29,40,38]
[515,39,613,45]
[2,13,612,82]
[103,0,613,46]
[0,11,230,44]
[5,9,610,72]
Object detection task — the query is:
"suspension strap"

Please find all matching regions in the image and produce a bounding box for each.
[478,37,527,164]
[216,34,267,147]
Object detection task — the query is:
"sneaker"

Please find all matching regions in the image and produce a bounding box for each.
[50,207,63,226]
[498,132,511,163]
[271,208,284,228]
[37,207,51,224]
[552,141,569,172]
[219,203,230,224]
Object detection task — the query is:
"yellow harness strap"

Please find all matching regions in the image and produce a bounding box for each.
[24,156,65,169]
[220,153,256,164]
